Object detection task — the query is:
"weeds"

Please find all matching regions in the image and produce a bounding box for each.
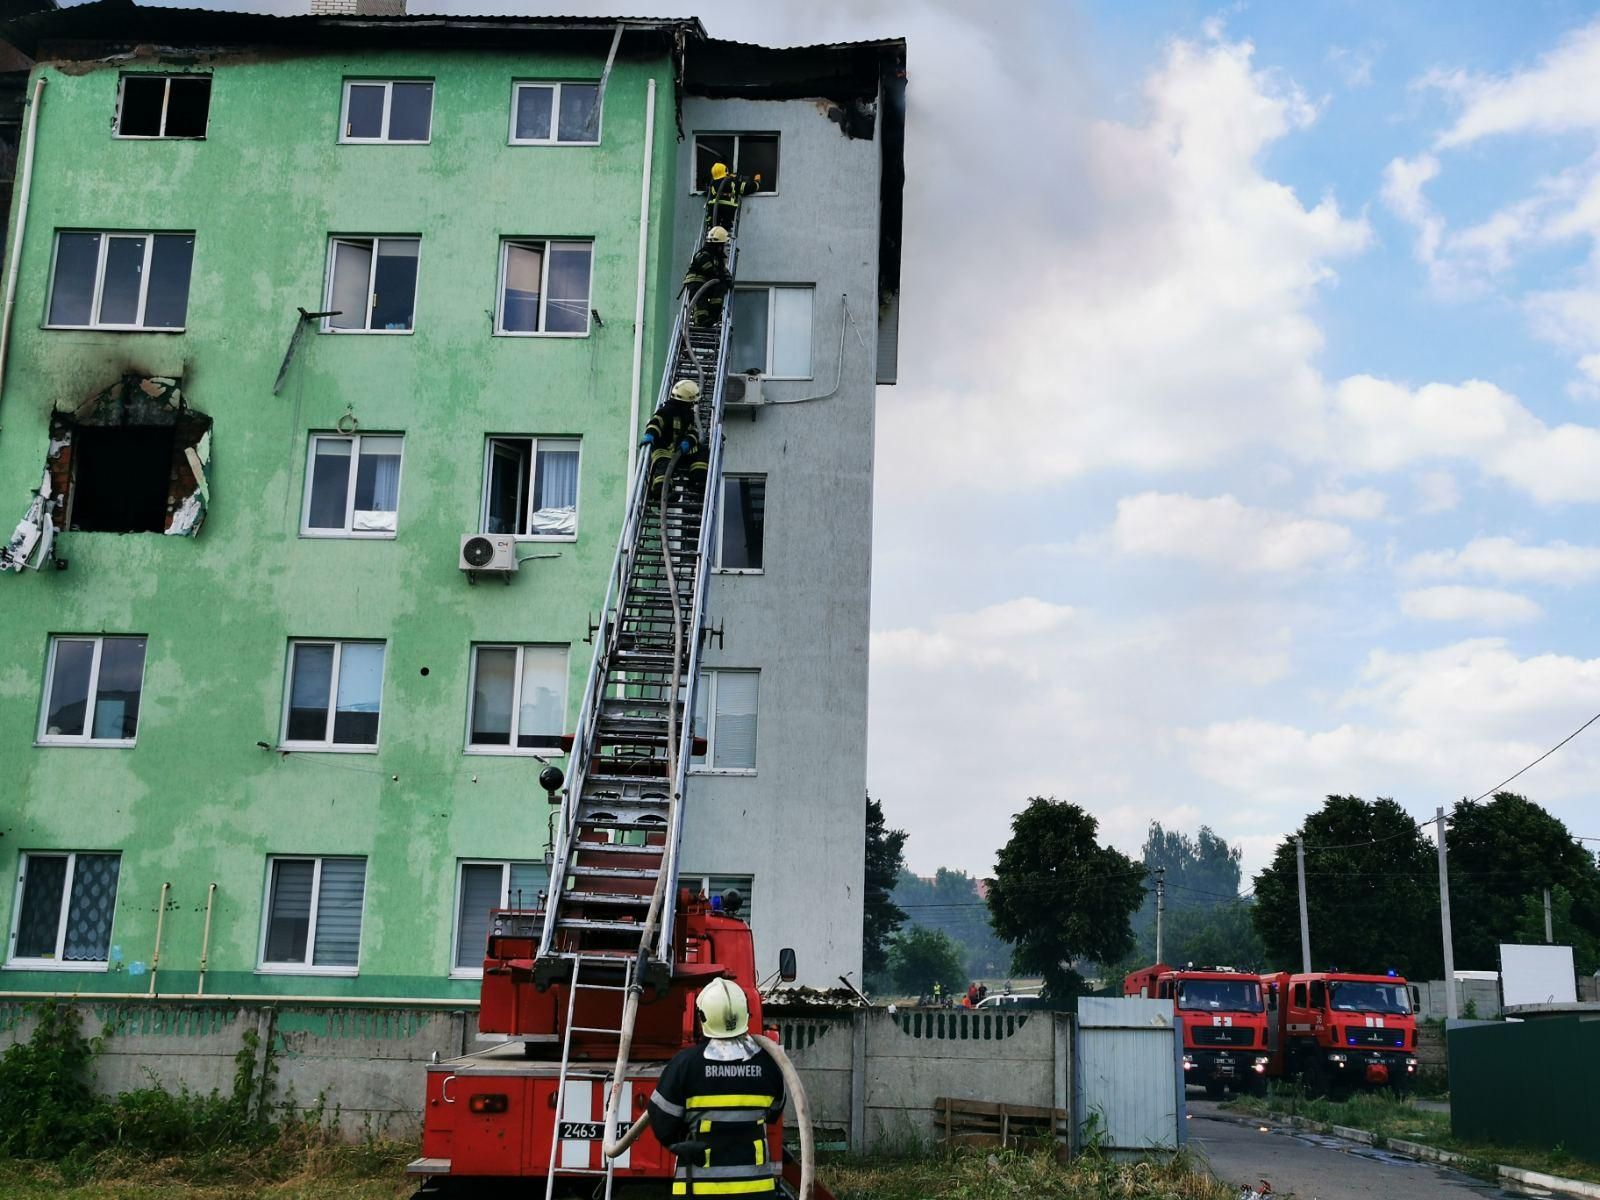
[824,1147,1232,1200]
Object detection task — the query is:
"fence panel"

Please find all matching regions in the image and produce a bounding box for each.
[1450,1017,1600,1165]
[1074,998,1182,1153]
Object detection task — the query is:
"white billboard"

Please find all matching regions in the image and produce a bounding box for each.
[1498,943,1577,1007]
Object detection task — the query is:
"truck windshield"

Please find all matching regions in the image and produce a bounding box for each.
[1329,982,1411,1014]
[1176,979,1263,1013]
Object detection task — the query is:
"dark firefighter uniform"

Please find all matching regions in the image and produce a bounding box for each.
[647,1034,786,1196]
[704,170,760,231]
[682,242,732,327]
[642,393,707,488]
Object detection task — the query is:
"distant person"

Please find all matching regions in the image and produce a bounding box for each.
[966,982,980,1008]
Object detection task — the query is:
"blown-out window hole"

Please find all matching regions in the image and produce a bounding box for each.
[70,426,174,533]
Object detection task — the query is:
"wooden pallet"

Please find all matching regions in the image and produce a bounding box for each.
[933,1096,1070,1156]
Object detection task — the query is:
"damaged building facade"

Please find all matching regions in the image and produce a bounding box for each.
[0,6,903,998]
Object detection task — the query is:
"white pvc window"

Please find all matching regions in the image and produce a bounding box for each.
[115,74,211,138]
[301,433,404,537]
[452,860,549,976]
[6,852,121,971]
[323,236,420,333]
[280,640,386,750]
[687,872,754,927]
[482,436,580,538]
[509,82,600,145]
[692,132,779,193]
[259,856,366,974]
[730,286,813,379]
[37,635,148,746]
[340,79,433,143]
[714,475,765,572]
[496,240,593,335]
[46,231,195,330]
[467,644,568,753]
[691,669,759,773]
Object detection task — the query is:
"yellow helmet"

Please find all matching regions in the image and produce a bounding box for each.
[706,226,730,244]
[670,379,700,402]
[696,977,750,1039]
[710,162,729,181]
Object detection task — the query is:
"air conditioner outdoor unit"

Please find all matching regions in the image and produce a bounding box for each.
[460,533,518,574]
[724,371,764,407]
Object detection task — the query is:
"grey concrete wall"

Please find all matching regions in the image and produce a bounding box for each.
[1414,978,1504,1020]
[672,94,884,985]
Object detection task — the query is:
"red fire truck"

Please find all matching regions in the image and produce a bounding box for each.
[1260,971,1419,1093]
[1123,964,1272,1096]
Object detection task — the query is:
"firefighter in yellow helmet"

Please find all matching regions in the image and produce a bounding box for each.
[682,226,733,327]
[648,977,786,1196]
[641,379,707,488]
[704,160,761,232]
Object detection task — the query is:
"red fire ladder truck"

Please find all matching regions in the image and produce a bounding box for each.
[406,209,820,1198]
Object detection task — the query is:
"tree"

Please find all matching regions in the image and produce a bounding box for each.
[887,927,966,998]
[1446,792,1600,971]
[862,794,908,982]
[1252,795,1441,977]
[1513,885,1600,975]
[987,797,1147,997]
[891,867,1010,978]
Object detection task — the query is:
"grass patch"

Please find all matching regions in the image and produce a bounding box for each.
[822,1147,1233,1200]
[1226,1088,1600,1187]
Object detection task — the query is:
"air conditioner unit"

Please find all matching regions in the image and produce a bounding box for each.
[724,371,765,407]
[460,533,518,574]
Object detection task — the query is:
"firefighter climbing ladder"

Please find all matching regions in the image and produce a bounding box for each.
[535,222,742,1199]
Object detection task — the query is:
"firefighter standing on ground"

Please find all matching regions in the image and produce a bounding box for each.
[648,977,786,1196]
[704,161,761,231]
[682,226,732,327]
[642,379,707,488]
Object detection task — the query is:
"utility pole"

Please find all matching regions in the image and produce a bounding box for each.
[1437,807,1458,1021]
[1544,886,1554,944]
[1295,836,1312,973]
[1155,867,1166,964]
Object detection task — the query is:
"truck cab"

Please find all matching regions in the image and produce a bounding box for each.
[1262,971,1418,1092]
[1124,964,1271,1096]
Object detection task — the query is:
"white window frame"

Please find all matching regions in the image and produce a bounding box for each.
[465,643,570,756]
[480,436,582,541]
[114,73,211,139]
[299,432,406,539]
[493,239,594,338]
[277,639,386,753]
[732,285,814,380]
[691,668,759,776]
[691,132,780,196]
[449,859,548,979]
[687,872,755,926]
[321,235,421,335]
[5,851,121,972]
[339,79,434,144]
[256,855,366,976]
[713,473,766,574]
[44,231,194,331]
[508,81,602,146]
[36,635,147,748]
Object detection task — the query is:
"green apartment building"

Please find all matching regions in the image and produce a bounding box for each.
[0,5,905,1002]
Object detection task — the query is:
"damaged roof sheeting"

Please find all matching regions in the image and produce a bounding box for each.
[2,373,213,571]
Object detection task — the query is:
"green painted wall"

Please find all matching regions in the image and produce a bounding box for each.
[0,42,684,998]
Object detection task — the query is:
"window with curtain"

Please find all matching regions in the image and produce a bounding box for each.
[452,860,549,974]
[468,645,568,752]
[260,856,367,972]
[281,640,386,749]
[691,669,759,772]
[730,286,813,379]
[496,239,592,335]
[38,635,147,745]
[301,433,404,536]
[482,437,580,537]
[323,236,420,332]
[7,852,121,967]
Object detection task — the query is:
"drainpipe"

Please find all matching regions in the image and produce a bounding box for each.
[0,74,46,430]
[147,881,170,997]
[624,78,657,511]
[196,883,217,996]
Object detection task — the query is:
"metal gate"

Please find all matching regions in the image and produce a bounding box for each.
[1074,997,1184,1153]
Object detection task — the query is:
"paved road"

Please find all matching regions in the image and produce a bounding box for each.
[1187,1100,1541,1200]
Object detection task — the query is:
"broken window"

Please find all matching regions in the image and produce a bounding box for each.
[482,436,579,537]
[497,239,592,335]
[691,669,759,772]
[693,132,779,193]
[716,475,765,571]
[324,236,419,332]
[116,74,211,138]
[731,286,813,378]
[340,79,433,143]
[8,852,122,967]
[510,82,600,144]
[453,860,548,975]
[260,856,366,972]
[467,644,568,752]
[47,231,195,330]
[281,639,385,749]
[301,433,403,536]
[39,635,147,744]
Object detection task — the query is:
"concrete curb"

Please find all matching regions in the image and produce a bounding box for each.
[1204,1107,1600,1200]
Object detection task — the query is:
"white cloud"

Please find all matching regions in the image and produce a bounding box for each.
[1412,470,1461,514]
[1432,20,1600,148]
[1308,487,1387,520]
[1399,586,1541,624]
[1382,153,1443,270]
[1111,492,1358,572]
[1403,535,1600,585]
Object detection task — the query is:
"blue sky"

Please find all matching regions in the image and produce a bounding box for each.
[74,0,1600,882]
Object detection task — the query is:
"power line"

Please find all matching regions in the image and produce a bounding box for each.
[1467,710,1600,802]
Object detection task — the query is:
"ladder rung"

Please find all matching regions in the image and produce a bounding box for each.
[559,917,644,931]
[570,1025,626,1035]
[567,864,660,879]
